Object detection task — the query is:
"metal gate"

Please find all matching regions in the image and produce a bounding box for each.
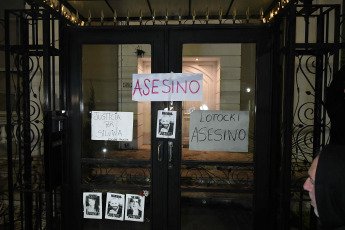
[2,1,344,229]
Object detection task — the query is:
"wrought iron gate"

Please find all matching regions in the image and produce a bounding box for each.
[274,3,343,230]
[3,6,70,229]
[2,1,344,230]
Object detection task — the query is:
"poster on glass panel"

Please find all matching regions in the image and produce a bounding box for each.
[105,193,125,220]
[156,110,176,138]
[83,192,102,219]
[125,194,145,222]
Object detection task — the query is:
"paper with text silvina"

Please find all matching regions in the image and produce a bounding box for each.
[91,111,133,141]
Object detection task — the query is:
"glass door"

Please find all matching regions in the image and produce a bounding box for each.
[64,25,274,230]
[81,44,152,229]
[180,43,255,230]
[137,47,256,229]
[64,28,167,230]
[167,27,274,230]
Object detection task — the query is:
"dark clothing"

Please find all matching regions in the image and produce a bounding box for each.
[159,122,174,136]
[127,209,142,218]
[107,206,122,217]
[325,66,345,146]
[315,144,345,230]
[334,227,345,230]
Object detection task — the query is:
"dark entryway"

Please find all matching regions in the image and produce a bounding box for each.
[63,25,274,230]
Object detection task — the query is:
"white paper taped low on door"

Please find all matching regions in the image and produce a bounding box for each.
[105,192,125,221]
[125,194,145,222]
[83,192,102,219]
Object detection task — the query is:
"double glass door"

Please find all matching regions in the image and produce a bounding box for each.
[64,26,274,230]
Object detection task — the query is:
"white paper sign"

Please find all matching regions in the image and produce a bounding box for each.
[105,193,125,221]
[83,192,102,219]
[91,111,133,141]
[156,110,177,139]
[132,73,203,101]
[125,194,145,222]
[189,110,249,152]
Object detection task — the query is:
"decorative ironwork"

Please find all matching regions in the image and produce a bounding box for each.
[9,51,45,176]
[276,3,341,229]
[291,54,331,178]
[82,163,151,187]
[6,52,45,229]
[181,164,254,190]
[4,8,62,229]
[12,54,44,157]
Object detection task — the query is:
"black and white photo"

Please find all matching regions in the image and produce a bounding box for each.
[83,192,102,219]
[156,110,176,138]
[124,194,145,222]
[105,193,125,220]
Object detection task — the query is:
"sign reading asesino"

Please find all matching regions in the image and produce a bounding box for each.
[132,73,203,101]
[189,110,249,152]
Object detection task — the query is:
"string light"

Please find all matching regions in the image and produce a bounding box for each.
[233,8,236,23]
[39,0,293,26]
[139,9,142,25]
[219,7,222,23]
[165,8,169,24]
[114,9,117,24]
[246,7,250,22]
[88,9,91,25]
[152,9,155,24]
[193,9,196,24]
[101,10,104,25]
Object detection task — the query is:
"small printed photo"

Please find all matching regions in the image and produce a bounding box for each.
[156,110,177,139]
[124,194,145,222]
[83,192,102,219]
[105,193,125,221]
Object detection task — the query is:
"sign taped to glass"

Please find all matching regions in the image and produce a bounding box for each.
[132,73,203,101]
[189,110,249,152]
[91,111,133,141]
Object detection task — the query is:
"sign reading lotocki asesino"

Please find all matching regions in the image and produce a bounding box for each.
[189,110,249,152]
[132,73,203,101]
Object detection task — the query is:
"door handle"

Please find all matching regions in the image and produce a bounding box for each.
[157,141,163,162]
[168,141,173,162]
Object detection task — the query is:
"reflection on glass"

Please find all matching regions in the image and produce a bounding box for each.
[81,44,151,160]
[181,192,253,230]
[182,44,255,162]
[181,43,256,230]
[81,45,152,229]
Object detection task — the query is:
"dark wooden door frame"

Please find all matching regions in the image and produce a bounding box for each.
[62,24,276,230]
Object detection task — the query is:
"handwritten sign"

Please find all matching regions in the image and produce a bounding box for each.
[91,111,133,141]
[132,73,203,101]
[189,110,249,152]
